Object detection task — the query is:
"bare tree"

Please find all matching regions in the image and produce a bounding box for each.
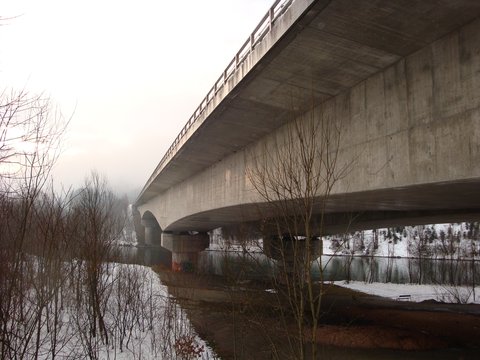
[69,172,125,357]
[0,88,67,359]
[1,89,65,193]
[246,99,351,359]
[1,86,200,358]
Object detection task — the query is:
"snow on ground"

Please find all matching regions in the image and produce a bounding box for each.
[33,263,218,360]
[97,264,217,360]
[334,281,480,304]
[209,242,263,253]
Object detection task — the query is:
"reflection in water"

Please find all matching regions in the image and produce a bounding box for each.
[113,246,172,268]
[115,247,480,285]
[198,250,479,286]
[315,255,480,285]
[116,246,479,286]
[198,250,275,280]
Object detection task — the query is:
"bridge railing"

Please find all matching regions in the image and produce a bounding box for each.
[145,0,294,189]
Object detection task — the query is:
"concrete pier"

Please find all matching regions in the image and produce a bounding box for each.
[264,235,323,284]
[141,218,161,246]
[161,232,210,272]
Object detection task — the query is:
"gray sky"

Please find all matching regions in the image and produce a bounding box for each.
[1,0,272,195]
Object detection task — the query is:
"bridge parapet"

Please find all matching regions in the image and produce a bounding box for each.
[139,0,302,202]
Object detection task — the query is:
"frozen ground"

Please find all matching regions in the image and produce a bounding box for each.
[33,263,218,360]
[334,281,480,304]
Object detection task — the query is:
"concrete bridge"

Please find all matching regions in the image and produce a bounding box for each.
[136,0,480,257]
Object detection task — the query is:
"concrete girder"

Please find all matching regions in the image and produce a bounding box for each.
[137,1,480,233]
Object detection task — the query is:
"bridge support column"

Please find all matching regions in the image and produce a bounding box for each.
[161,232,209,272]
[141,219,161,246]
[263,236,323,284]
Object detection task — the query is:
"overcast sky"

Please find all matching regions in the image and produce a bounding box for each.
[1,0,272,195]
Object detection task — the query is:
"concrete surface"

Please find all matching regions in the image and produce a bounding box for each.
[137,0,480,233]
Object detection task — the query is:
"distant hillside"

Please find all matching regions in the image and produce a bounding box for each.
[324,222,480,259]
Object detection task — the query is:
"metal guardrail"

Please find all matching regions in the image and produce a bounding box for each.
[143,0,294,191]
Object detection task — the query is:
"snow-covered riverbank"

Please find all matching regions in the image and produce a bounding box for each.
[24,262,217,359]
[334,280,480,304]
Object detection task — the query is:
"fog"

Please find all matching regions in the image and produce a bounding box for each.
[1,0,273,197]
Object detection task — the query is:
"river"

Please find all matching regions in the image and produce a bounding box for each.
[115,245,480,359]
[197,250,479,286]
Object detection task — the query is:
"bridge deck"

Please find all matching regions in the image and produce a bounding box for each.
[137,0,480,206]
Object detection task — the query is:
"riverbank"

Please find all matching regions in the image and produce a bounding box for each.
[155,268,480,359]
[335,280,480,304]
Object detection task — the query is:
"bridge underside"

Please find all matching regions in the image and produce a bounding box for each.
[165,179,480,233]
